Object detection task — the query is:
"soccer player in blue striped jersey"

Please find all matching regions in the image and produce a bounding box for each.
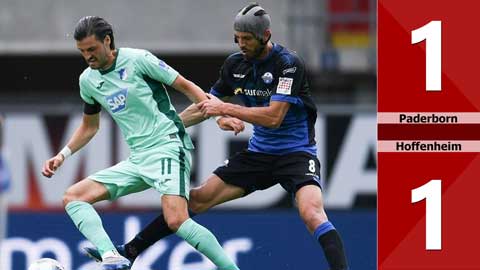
[41,16,242,270]
[85,3,349,270]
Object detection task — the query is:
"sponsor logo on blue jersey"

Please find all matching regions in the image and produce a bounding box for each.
[234,88,243,95]
[233,87,271,97]
[106,88,128,113]
[244,88,272,97]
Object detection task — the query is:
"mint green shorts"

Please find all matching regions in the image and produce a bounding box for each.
[88,141,192,200]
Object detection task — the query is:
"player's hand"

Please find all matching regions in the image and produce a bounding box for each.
[197,93,227,117]
[205,93,221,102]
[217,117,245,135]
[42,154,65,178]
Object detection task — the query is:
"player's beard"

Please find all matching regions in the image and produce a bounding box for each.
[252,43,266,59]
[90,53,110,70]
[242,44,266,60]
[91,45,114,70]
[86,54,106,69]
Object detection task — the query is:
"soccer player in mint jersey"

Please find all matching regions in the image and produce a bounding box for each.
[41,16,242,270]
[86,3,349,269]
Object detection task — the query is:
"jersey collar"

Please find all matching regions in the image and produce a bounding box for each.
[99,48,120,75]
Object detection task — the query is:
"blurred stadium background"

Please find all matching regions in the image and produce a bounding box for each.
[0,0,376,269]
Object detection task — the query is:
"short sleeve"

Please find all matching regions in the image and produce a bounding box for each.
[79,74,95,104]
[136,50,179,86]
[210,59,234,97]
[272,55,305,97]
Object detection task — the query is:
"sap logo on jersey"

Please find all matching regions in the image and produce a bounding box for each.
[106,89,128,113]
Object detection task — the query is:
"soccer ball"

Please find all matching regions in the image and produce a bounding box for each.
[28,258,65,270]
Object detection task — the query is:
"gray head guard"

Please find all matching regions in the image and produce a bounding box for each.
[234,3,271,42]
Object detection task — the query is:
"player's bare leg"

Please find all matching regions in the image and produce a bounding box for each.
[162,193,240,270]
[161,194,190,231]
[189,174,245,213]
[296,185,328,233]
[86,174,246,263]
[63,178,109,206]
[296,184,349,270]
[63,179,130,270]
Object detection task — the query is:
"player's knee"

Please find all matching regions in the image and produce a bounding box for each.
[188,200,208,214]
[165,214,187,232]
[188,190,211,213]
[62,186,93,207]
[62,189,81,207]
[299,206,328,228]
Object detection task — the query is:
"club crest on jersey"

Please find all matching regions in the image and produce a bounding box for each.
[261,72,273,84]
[106,88,128,113]
[118,68,128,80]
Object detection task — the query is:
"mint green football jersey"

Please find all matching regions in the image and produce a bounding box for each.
[79,48,194,151]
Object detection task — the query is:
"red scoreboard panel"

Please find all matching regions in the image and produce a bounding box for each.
[378,0,480,269]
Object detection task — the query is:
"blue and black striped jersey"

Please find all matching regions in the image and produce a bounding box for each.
[210,44,318,155]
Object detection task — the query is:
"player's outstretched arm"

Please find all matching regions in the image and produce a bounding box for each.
[178,95,244,134]
[172,75,244,133]
[171,74,209,127]
[199,93,290,129]
[41,113,100,178]
[171,74,208,104]
[178,103,207,128]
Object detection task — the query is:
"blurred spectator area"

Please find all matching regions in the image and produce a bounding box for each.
[287,0,376,106]
[0,0,376,111]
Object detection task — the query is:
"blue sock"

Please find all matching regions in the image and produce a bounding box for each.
[314,221,349,270]
[314,221,335,240]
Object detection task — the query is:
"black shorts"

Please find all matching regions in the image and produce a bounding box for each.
[213,150,322,195]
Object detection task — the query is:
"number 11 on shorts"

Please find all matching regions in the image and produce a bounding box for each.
[411,180,442,250]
